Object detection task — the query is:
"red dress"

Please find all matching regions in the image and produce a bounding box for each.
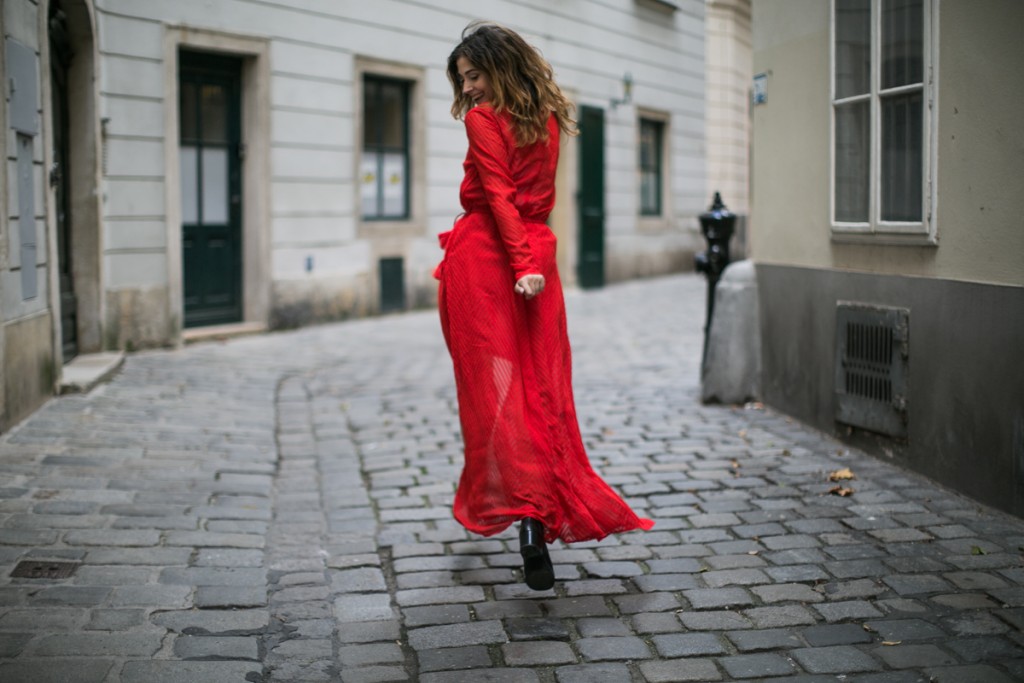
[435,105,654,544]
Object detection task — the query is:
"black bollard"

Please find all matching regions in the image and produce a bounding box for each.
[694,192,736,368]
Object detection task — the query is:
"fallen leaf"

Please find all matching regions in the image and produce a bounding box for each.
[828,468,856,482]
[971,546,987,556]
[828,485,855,497]
[731,460,741,469]
[862,624,876,633]
[881,640,902,646]
[781,449,792,456]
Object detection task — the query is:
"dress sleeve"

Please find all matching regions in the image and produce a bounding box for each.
[465,108,539,281]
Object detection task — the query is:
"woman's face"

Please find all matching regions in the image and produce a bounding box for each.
[456,56,494,106]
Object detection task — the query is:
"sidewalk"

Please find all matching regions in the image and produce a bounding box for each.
[1,273,1022,682]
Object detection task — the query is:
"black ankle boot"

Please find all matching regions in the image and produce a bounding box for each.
[520,518,554,591]
[519,517,545,558]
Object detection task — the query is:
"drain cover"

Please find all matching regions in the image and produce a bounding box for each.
[10,560,79,579]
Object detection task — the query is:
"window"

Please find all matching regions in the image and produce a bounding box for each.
[361,76,410,220]
[832,0,933,241]
[639,118,664,216]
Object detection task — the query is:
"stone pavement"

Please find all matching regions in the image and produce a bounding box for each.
[1,273,1023,683]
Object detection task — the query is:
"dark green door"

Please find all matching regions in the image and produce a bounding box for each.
[50,0,77,359]
[179,51,243,327]
[577,105,605,289]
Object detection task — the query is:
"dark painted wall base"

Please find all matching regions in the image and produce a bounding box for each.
[757,264,1024,517]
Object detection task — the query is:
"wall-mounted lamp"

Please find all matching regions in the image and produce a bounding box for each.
[610,72,633,109]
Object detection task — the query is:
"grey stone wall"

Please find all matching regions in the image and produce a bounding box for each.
[757,263,1024,517]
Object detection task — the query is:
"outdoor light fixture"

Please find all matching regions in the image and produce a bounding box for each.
[610,72,633,108]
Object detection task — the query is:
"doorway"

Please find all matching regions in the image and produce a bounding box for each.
[49,0,77,358]
[178,51,243,327]
[577,105,605,289]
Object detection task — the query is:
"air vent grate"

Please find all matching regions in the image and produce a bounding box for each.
[379,257,406,313]
[11,560,80,579]
[845,321,894,402]
[835,303,909,438]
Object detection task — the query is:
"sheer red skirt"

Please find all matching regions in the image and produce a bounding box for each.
[436,213,654,544]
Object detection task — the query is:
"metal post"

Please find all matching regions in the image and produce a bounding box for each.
[694,192,736,367]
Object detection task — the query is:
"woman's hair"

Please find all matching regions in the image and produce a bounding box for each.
[447,22,577,146]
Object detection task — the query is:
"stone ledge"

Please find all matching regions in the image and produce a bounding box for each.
[183,322,267,345]
[60,352,125,394]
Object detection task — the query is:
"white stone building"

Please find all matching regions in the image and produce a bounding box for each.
[1,0,752,429]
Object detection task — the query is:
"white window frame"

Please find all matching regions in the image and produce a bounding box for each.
[354,58,426,239]
[361,74,412,221]
[636,108,671,232]
[638,116,665,217]
[830,0,938,246]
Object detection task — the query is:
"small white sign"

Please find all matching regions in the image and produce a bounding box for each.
[360,153,378,216]
[753,73,768,106]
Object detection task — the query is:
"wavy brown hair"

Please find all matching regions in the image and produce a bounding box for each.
[447,22,577,147]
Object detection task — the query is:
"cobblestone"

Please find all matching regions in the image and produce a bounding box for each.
[120,660,263,682]
[725,627,802,652]
[576,635,652,661]
[790,645,883,673]
[502,640,576,665]
[407,620,508,650]
[173,634,260,660]
[2,274,1024,681]
[651,632,728,657]
[0,659,114,682]
[640,658,723,682]
[720,652,796,678]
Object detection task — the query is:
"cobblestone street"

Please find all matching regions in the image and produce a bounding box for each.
[1,273,1022,682]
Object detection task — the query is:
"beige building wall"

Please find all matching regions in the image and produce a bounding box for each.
[751,0,1024,288]
[927,0,1024,286]
[749,0,832,269]
[705,0,752,219]
[750,0,1024,517]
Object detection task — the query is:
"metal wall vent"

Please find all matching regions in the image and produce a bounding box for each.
[11,560,80,579]
[835,302,909,438]
[379,257,406,313]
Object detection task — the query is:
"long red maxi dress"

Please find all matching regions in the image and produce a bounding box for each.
[435,105,654,544]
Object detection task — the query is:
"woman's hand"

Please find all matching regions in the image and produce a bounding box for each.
[514,274,545,300]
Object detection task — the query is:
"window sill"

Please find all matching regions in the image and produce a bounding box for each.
[358,219,424,239]
[830,229,938,247]
[636,0,679,12]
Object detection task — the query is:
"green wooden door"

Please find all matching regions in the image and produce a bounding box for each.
[577,105,605,289]
[179,52,243,327]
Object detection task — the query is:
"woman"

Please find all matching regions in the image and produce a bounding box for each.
[435,22,653,591]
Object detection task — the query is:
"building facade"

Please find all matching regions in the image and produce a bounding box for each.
[2,0,755,430]
[750,1,1024,515]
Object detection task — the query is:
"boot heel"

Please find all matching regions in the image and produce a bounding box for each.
[524,545,555,591]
